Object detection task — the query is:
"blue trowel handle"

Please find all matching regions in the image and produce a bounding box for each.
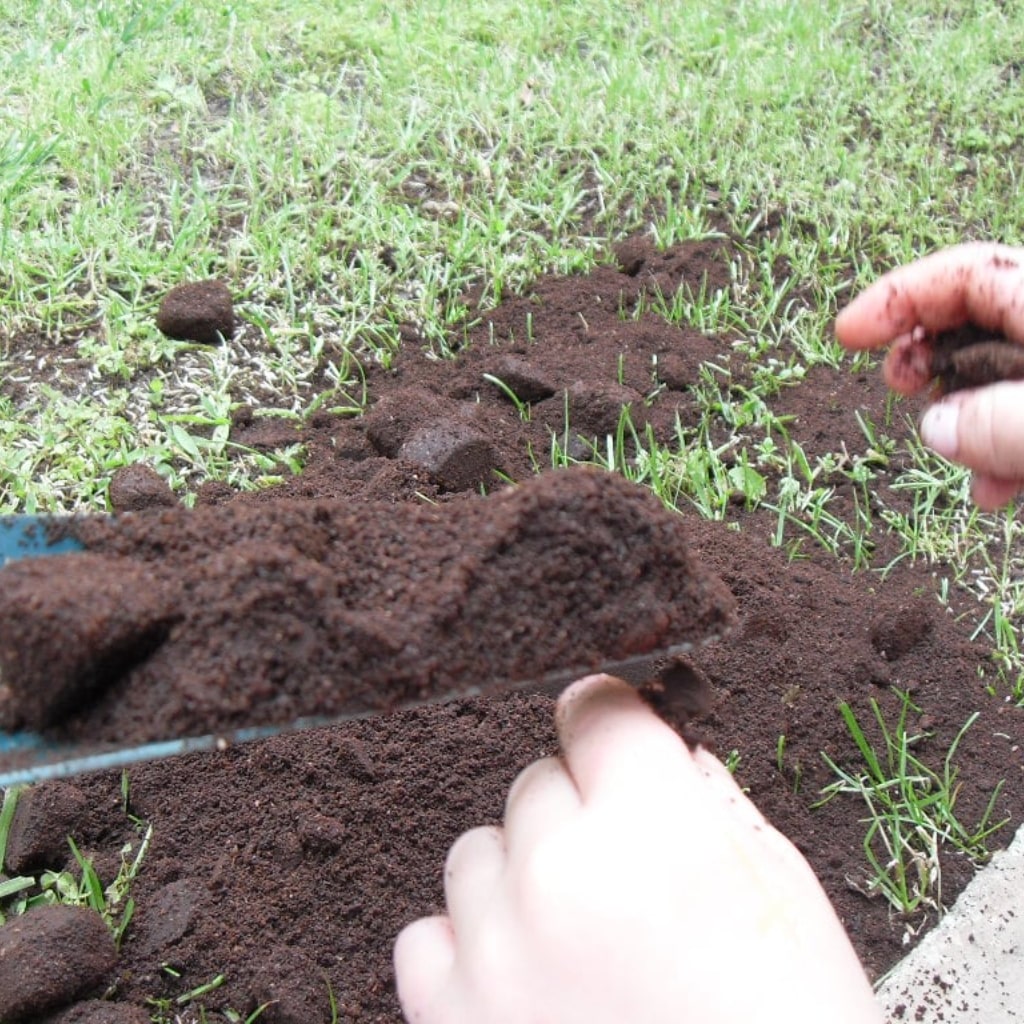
[0,515,85,568]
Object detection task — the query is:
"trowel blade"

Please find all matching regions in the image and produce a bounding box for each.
[0,643,708,787]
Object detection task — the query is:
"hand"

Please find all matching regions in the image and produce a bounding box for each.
[394,674,881,1024]
[835,243,1024,508]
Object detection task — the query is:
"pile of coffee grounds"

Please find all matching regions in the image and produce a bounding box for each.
[0,468,734,746]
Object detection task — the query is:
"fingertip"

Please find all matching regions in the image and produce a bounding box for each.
[834,301,877,351]
[555,672,636,720]
[555,673,691,800]
[970,473,1022,510]
[554,673,650,750]
[394,916,456,1018]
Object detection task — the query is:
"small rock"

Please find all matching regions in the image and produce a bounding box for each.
[0,905,117,1022]
[399,422,499,492]
[3,781,88,874]
[156,280,234,344]
[108,463,177,512]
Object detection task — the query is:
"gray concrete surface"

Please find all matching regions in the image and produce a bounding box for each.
[875,823,1024,1022]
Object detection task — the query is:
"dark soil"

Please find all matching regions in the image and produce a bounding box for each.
[930,322,1024,393]
[1,234,1022,1023]
[0,468,735,740]
[155,279,235,345]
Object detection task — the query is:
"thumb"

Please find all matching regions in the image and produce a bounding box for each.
[920,381,1024,490]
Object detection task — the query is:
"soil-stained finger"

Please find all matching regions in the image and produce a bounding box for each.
[554,674,699,803]
[836,243,1024,350]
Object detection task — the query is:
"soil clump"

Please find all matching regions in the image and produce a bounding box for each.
[155,279,235,345]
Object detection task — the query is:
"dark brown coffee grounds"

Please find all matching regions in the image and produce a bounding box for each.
[0,468,734,749]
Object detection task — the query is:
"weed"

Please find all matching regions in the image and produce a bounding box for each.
[816,693,1009,916]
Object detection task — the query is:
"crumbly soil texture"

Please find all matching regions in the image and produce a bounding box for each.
[2,235,1022,1023]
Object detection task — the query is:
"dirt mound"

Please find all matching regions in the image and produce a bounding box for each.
[0,468,735,743]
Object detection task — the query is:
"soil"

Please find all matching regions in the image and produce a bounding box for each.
[930,322,1024,393]
[1,234,1022,1023]
[155,280,235,345]
[0,468,735,739]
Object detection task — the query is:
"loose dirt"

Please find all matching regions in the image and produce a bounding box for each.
[1,234,1022,1023]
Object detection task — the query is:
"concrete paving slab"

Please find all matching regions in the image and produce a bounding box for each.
[876,823,1024,1022]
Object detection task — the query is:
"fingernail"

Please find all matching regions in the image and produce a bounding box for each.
[920,401,960,459]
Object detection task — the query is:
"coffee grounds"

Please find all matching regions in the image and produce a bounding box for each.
[0,468,734,749]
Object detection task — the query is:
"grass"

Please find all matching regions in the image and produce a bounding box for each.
[4,0,1024,512]
[0,782,151,948]
[816,692,1009,921]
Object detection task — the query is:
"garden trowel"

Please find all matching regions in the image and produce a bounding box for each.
[0,473,735,788]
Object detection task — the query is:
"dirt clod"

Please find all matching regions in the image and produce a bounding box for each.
[0,905,117,1022]
[2,780,88,873]
[107,463,177,512]
[155,279,235,344]
[930,323,1024,393]
[398,421,499,491]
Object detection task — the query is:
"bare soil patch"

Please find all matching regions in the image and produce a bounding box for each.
[2,235,1021,1023]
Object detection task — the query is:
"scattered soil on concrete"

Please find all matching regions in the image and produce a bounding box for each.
[1,234,1022,1023]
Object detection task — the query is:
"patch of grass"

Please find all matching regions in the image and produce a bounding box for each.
[0,783,151,948]
[816,692,1009,918]
[4,0,1024,511]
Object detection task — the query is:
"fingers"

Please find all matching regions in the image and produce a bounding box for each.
[970,473,1024,510]
[443,826,504,935]
[919,382,1024,496]
[503,756,581,861]
[836,243,1024,351]
[881,331,933,394]
[394,915,455,1017]
[554,674,698,803]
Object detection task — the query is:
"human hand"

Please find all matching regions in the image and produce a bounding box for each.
[835,243,1024,508]
[394,674,881,1024]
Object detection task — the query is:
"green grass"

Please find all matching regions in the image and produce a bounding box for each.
[4,0,1024,511]
[0,784,151,947]
[816,692,1009,919]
